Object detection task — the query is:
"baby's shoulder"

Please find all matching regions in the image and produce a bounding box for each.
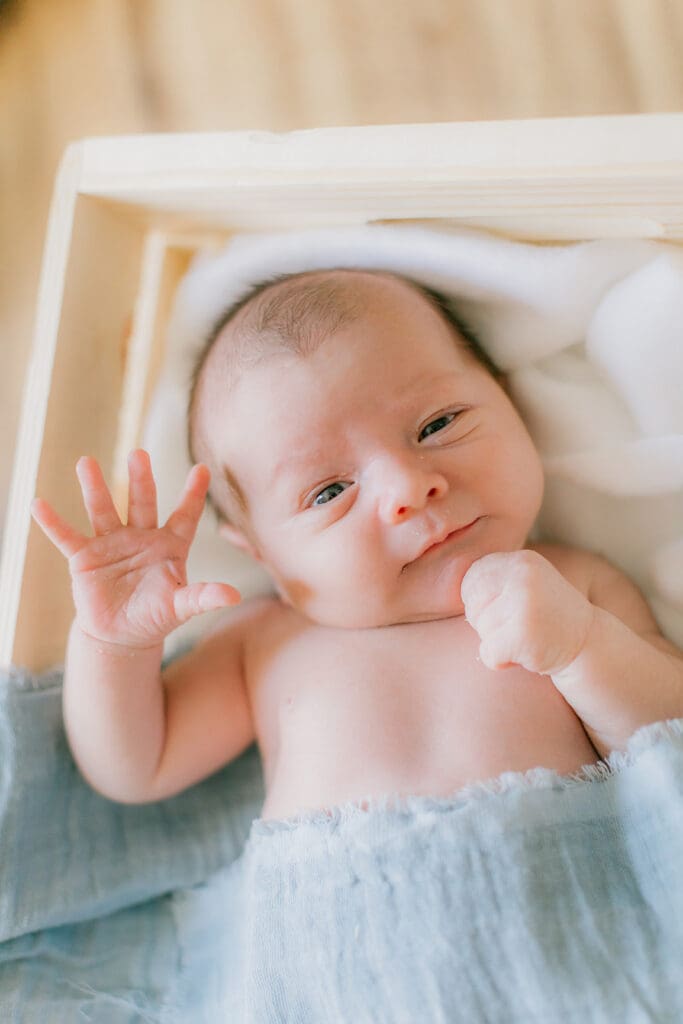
[529,540,613,595]
[531,541,666,640]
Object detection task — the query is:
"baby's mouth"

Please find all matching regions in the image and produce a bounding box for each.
[404,517,482,570]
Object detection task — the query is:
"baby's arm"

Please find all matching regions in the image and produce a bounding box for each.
[32,451,254,803]
[551,556,683,756]
[62,606,257,803]
[461,549,683,759]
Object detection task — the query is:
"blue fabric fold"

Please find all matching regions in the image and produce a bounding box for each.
[0,666,263,1020]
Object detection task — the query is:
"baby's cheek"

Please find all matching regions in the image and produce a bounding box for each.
[326,548,396,626]
[271,548,348,621]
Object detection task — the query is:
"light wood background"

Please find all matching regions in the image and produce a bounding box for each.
[2,0,683,529]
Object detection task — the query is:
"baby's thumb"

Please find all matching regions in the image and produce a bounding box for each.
[172,582,241,625]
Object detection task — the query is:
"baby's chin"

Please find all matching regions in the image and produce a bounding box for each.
[277,562,470,629]
[283,588,466,631]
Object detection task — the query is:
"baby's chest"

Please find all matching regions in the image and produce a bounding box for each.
[246,617,583,782]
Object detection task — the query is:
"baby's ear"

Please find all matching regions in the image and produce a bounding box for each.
[218,522,262,561]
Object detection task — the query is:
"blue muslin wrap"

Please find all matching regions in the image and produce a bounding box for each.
[0,667,263,1021]
[2,665,683,1022]
[167,721,683,1023]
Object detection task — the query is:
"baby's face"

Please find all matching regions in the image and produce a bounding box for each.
[214,275,544,628]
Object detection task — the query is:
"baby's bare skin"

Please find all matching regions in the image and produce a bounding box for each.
[168,536,663,821]
[237,564,599,820]
[31,269,683,817]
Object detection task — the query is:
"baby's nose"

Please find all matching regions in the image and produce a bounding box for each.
[376,456,448,524]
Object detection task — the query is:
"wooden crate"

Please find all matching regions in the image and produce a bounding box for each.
[3,113,683,672]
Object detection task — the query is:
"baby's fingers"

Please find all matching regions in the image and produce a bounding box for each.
[76,457,122,535]
[127,449,158,530]
[164,464,210,545]
[172,581,241,626]
[30,498,88,559]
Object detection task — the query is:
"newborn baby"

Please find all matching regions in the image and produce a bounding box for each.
[31,269,683,820]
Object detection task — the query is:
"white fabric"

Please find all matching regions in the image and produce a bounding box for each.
[143,226,683,651]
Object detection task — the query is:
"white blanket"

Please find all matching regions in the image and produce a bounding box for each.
[144,226,683,650]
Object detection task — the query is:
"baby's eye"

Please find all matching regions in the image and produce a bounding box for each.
[419,412,458,441]
[312,481,351,506]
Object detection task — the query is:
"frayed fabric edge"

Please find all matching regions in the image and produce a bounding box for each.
[0,665,64,693]
[252,716,683,836]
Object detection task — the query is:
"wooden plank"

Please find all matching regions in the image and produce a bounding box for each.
[75,116,683,186]
[1,193,145,671]
[69,116,683,240]
[0,147,81,671]
[111,234,195,514]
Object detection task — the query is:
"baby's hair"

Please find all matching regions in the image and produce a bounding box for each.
[187,268,500,524]
[411,282,501,381]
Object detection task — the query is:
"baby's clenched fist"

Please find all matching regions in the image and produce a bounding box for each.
[460,549,595,677]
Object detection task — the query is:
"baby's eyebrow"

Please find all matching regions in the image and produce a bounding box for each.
[221,465,249,515]
[405,370,467,397]
[270,448,323,479]
[269,449,330,488]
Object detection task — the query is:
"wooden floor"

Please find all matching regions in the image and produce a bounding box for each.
[2,0,683,522]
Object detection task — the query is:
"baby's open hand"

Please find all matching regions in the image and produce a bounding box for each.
[460,550,595,676]
[31,450,241,649]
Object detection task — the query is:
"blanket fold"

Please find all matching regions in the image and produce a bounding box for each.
[0,668,262,945]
